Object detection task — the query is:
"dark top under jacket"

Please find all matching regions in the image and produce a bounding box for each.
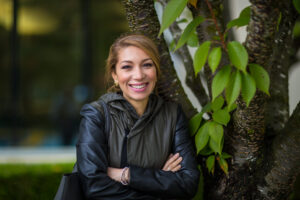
[76,92,200,200]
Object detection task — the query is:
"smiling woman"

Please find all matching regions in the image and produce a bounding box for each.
[75,33,200,199]
[112,46,157,116]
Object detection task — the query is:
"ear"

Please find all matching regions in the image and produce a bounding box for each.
[111,71,117,83]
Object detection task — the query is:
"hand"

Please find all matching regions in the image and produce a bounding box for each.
[107,167,122,182]
[107,167,130,184]
[162,153,182,172]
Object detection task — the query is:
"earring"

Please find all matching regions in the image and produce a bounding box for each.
[114,80,119,87]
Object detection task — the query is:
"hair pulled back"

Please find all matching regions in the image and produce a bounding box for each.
[105,33,161,92]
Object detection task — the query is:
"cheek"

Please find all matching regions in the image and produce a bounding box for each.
[116,73,130,84]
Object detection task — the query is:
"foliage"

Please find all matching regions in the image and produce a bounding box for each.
[0,163,73,200]
[159,0,270,176]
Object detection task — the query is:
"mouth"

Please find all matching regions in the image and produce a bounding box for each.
[129,83,148,91]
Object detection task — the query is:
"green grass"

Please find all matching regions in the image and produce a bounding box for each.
[0,163,73,200]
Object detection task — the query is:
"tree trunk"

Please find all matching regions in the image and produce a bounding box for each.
[265,1,298,136]
[260,101,300,199]
[120,0,197,118]
[121,0,300,199]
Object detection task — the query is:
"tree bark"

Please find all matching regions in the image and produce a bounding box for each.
[259,101,300,199]
[121,0,300,199]
[230,0,280,168]
[168,16,209,106]
[121,0,197,118]
[265,1,298,136]
[207,1,281,199]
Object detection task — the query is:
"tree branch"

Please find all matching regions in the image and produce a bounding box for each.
[168,18,209,106]
[231,0,280,166]
[120,0,197,118]
[188,0,226,98]
[259,101,300,199]
[210,2,281,199]
[265,1,298,136]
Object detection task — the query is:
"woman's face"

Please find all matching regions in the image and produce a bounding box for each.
[112,45,157,107]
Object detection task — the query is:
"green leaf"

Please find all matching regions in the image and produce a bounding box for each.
[225,103,237,112]
[175,16,205,50]
[293,21,300,37]
[211,65,232,101]
[199,145,213,156]
[249,64,270,95]
[208,122,223,154]
[208,47,222,73]
[226,70,242,107]
[227,41,248,72]
[221,152,232,159]
[159,0,189,36]
[189,112,203,136]
[169,39,176,51]
[195,122,210,154]
[206,155,215,174]
[218,157,228,174]
[212,109,230,126]
[211,96,224,111]
[192,165,204,200]
[226,6,250,29]
[239,6,251,18]
[201,102,212,113]
[293,0,300,14]
[209,138,219,155]
[187,31,199,47]
[177,18,188,24]
[194,41,211,76]
[241,72,256,107]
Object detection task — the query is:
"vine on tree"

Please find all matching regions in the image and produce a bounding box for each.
[158,0,270,176]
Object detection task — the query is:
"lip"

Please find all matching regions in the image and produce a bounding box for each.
[128,83,148,92]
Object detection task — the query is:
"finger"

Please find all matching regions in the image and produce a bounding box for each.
[169,156,183,170]
[171,164,181,172]
[162,153,179,171]
[167,153,173,160]
[165,153,179,166]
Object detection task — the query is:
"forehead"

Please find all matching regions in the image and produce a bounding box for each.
[117,46,151,61]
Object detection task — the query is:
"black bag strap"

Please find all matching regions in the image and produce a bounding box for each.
[73,99,111,173]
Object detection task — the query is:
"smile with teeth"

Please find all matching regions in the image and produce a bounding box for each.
[129,83,147,89]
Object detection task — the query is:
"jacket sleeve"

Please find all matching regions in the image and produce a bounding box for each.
[129,105,200,199]
[76,104,157,200]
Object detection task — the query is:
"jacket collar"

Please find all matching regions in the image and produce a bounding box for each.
[99,92,164,137]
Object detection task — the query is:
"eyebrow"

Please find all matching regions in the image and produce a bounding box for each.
[120,58,152,64]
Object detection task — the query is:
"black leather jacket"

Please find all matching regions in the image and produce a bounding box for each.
[76,93,199,200]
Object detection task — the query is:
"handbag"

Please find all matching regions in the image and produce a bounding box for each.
[54,99,111,200]
[54,164,83,200]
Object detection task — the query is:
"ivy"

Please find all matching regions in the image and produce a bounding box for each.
[193,41,211,76]
[174,16,205,51]
[159,0,270,181]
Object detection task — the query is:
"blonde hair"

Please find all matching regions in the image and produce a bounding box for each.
[105,33,161,92]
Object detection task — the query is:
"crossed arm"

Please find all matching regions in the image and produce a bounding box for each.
[77,104,199,199]
[107,153,183,183]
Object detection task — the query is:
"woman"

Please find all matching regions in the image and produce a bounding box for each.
[76,34,199,200]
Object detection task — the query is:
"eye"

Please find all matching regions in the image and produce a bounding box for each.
[121,65,132,69]
[143,63,153,67]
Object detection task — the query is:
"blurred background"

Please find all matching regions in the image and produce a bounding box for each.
[0,0,128,198]
[0,0,128,147]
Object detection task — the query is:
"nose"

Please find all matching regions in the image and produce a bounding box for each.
[133,66,145,80]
